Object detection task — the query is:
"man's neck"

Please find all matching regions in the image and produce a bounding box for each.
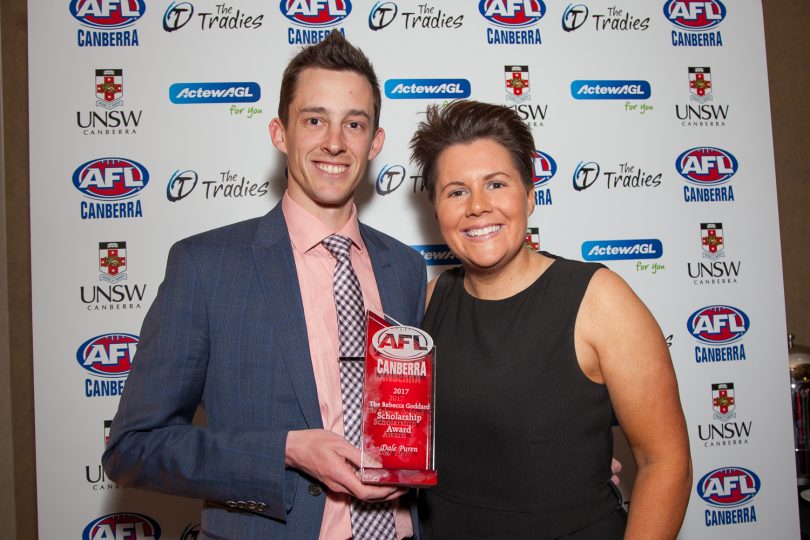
[286,190,355,232]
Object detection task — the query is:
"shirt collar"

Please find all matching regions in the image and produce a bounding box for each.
[281,192,365,254]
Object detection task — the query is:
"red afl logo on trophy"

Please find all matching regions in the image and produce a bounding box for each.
[372,326,433,361]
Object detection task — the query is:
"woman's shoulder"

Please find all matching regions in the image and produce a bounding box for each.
[541,251,606,281]
[426,266,464,305]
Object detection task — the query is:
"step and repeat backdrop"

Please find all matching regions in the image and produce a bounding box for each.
[29,0,798,538]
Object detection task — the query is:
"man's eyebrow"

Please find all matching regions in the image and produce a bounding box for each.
[298,106,370,119]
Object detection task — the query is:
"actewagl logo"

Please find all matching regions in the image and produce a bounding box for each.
[385,79,471,99]
[582,239,663,261]
[572,80,651,99]
[410,244,460,266]
[169,82,261,104]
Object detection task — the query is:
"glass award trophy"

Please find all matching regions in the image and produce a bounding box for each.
[359,309,437,487]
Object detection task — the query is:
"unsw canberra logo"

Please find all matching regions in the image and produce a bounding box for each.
[675,67,730,127]
[696,382,752,449]
[503,65,548,129]
[80,241,147,312]
[70,0,144,47]
[76,68,143,136]
[687,222,741,286]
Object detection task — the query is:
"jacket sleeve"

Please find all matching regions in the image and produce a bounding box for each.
[102,239,296,521]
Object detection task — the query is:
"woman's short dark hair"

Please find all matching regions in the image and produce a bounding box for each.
[409,100,536,202]
[278,30,381,130]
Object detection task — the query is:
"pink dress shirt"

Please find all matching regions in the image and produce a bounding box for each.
[282,193,413,540]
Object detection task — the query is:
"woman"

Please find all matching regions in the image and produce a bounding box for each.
[410,101,691,539]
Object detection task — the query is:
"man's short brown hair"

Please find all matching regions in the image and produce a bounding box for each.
[278,30,382,129]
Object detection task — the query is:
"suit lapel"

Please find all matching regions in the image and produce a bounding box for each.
[252,205,323,429]
[363,225,406,325]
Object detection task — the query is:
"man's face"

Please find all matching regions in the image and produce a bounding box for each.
[270,68,384,218]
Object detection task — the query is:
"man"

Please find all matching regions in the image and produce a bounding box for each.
[102,31,427,540]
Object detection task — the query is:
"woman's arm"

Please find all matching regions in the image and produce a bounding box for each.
[576,269,692,539]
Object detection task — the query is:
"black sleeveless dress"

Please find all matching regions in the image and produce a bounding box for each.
[418,254,625,539]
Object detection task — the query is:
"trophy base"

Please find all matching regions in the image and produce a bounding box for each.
[360,467,438,488]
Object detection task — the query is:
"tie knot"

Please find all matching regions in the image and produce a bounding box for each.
[322,234,353,261]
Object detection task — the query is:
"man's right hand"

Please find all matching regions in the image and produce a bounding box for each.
[285,429,408,502]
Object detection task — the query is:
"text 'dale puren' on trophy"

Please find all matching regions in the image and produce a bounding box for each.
[360,309,437,487]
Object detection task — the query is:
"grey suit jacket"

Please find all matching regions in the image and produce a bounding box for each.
[102,203,427,539]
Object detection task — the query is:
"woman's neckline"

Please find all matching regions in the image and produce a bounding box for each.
[461,252,558,302]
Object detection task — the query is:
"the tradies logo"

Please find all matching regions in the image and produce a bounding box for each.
[372,326,432,376]
[76,333,138,398]
[562,3,649,32]
[525,227,540,252]
[479,0,545,45]
[581,239,664,262]
[77,69,143,136]
[571,80,651,100]
[532,150,555,206]
[167,168,269,202]
[687,305,749,364]
[677,146,737,203]
[687,223,741,286]
[502,66,547,129]
[70,0,144,47]
[697,467,759,527]
[410,244,460,266]
[368,2,462,31]
[675,67,729,127]
[82,513,161,540]
[696,382,753,449]
[281,0,351,45]
[375,164,424,195]
[163,2,263,32]
[384,79,471,99]
[664,0,725,47]
[73,157,147,220]
[573,160,662,191]
[81,242,147,312]
[169,82,261,104]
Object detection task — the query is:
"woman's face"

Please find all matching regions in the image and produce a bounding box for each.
[433,138,534,274]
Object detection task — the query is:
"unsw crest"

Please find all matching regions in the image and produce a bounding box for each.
[689,66,712,103]
[701,223,724,260]
[99,241,127,283]
[96,68,123,108]
[505,65,530,102]
[712,382,735,421]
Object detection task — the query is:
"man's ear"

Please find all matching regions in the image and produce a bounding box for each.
[269,118,287,154]
[367,127,386,160]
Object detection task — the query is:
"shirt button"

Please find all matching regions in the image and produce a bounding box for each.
[308,483,323,496]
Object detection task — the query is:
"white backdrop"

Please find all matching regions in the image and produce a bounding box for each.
[29,0,799,538]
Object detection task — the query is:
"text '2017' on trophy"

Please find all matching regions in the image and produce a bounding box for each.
[360,309,437,487]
